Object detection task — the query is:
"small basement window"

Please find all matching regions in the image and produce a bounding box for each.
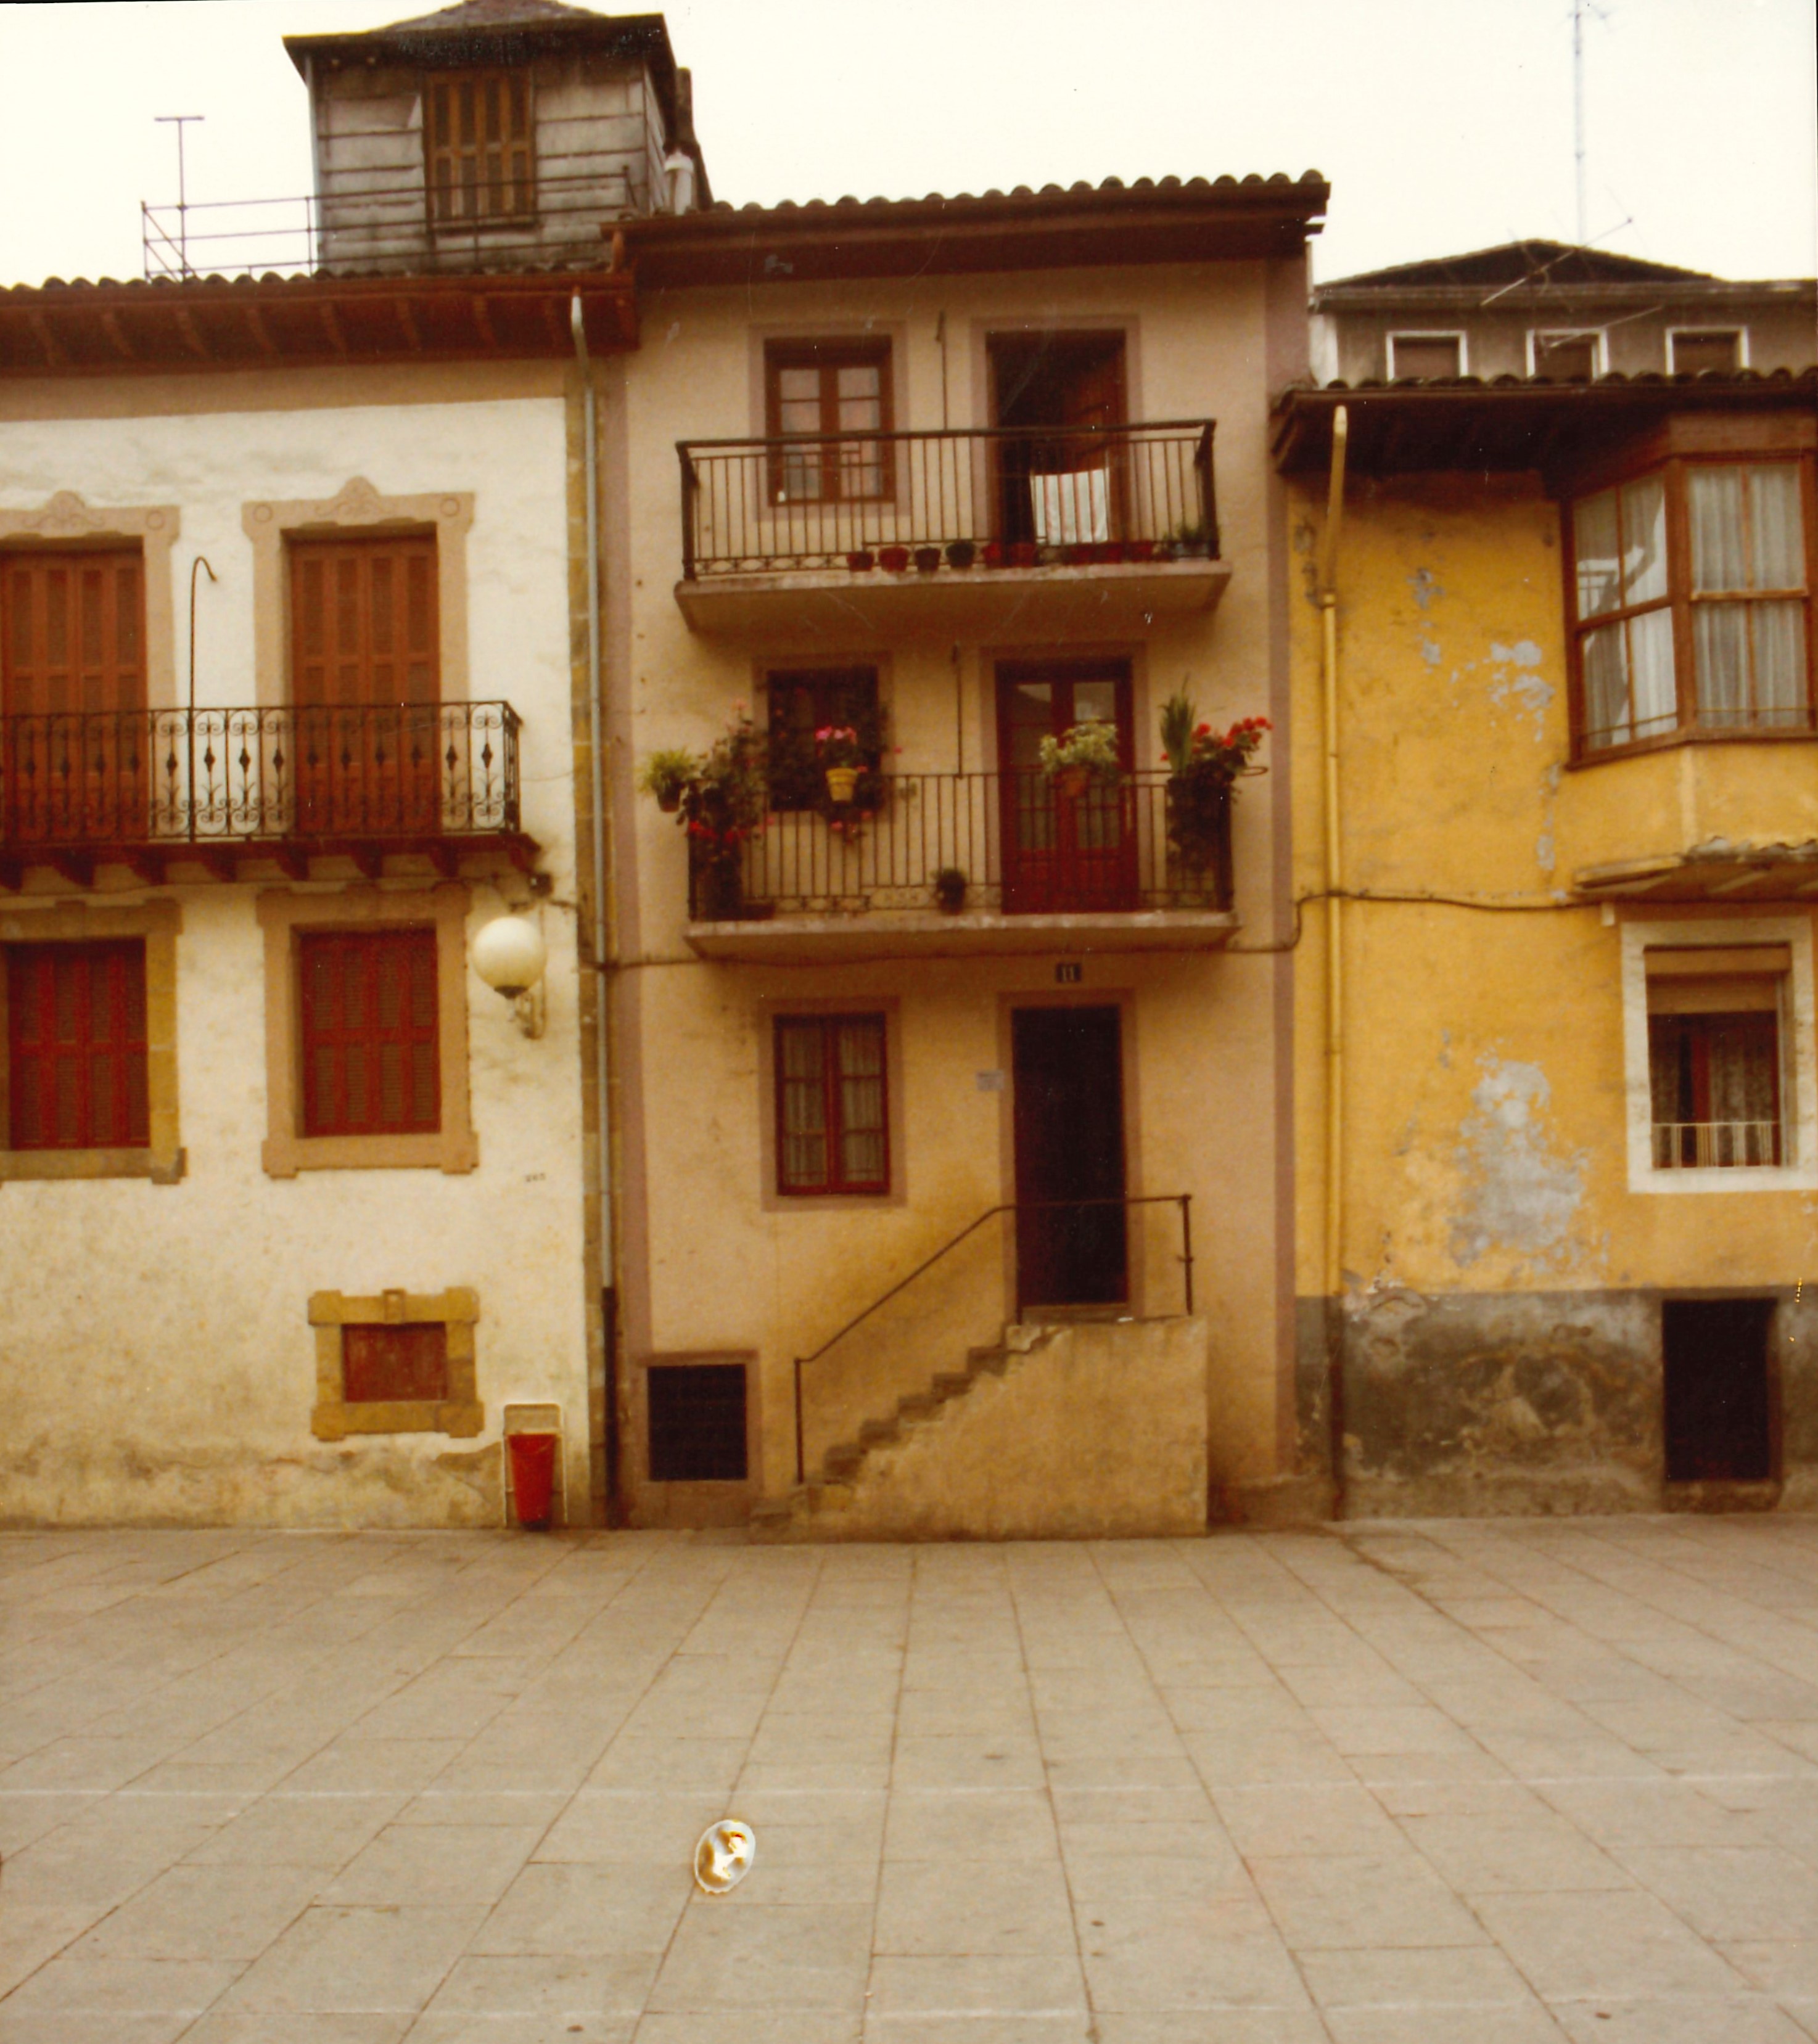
[648,1362,749,1482]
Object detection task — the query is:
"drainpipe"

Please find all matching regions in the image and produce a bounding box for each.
[571,294,614,1517]
[1320,404,1348,1511]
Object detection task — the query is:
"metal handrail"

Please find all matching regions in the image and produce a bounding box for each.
[790,1192,1193,1484]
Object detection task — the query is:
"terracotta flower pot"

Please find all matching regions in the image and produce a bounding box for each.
[1054,765,1090,800]
[846,549,875,572]
[981,541,1005,568]
[879,545,910,572]
[913,546,942,573]
[945,541,976,570]
[1008,541,1038,568]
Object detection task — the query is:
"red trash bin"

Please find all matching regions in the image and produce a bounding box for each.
[508,1432,558,1529]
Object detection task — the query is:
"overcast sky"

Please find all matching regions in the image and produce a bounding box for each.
[1,0,1812,290]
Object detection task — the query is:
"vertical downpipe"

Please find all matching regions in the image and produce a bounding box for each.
[572,295,614,1521]
[1320,405,1348,1514]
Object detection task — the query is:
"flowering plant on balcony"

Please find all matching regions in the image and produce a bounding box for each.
[1161,692,1269,873]
[677,707,767,916]
[813,724,866,771]
[1037,719,1121,789]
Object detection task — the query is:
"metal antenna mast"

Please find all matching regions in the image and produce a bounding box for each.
[155,115,204,277]
[1573,0,1587,245]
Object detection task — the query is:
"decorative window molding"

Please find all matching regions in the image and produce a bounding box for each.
[1621,914,1817,1193]
[258,883,477,1176]
[757,993,905,1211]
[0,493,180,711]
[241,478,472,710]
[0,898,183,1184]
[309,1284,482,1439]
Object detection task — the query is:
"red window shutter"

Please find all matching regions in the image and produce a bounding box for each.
[0,551,146,718]
[287,536,440,708]
[298,927,441,1138]
[6,940,149,1150]
[342,1323,450,1402]
[775,1014,887,1196]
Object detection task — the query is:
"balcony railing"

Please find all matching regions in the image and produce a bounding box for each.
[0,704,521,864]
[1652,1120,1783,1170]
[678,422,1218,580]
[689,770,1233,921]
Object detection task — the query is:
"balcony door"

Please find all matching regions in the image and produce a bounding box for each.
[0,551,147,848]
[1012,1004,1127,1310]
[989,332,1127,548]
[997,660,1136,914]
[289,535,440,836]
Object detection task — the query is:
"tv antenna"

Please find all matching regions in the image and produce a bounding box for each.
[1571,0,1610,247]
[155,114,204,276]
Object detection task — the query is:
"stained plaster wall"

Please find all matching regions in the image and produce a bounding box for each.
[610,261,1298,1517]
[0,385,591,1525]
[1288,469,1818,1512]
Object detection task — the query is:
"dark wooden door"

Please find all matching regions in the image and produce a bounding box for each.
[289,536,440,835]
[1662,1297,1774,1483]
[997,661,1136,913]
[1012,1004,1127,1310]
[1,551,147,845]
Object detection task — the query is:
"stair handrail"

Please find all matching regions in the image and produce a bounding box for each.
[791,1192,1193,1483]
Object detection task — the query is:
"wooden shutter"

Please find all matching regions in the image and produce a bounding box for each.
[6,940,149,1150]
[1,551,145,718]
[427,70,533,224]
[289,536,438,708]
[342,1323,450,1403]
[298,927,440,1137]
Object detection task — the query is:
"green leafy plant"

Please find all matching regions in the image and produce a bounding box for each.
[678,709,767,871]
[1037,719,1121,781]
[637,746,700,810]
[932,865,968,911]
[1159,690,1269,870]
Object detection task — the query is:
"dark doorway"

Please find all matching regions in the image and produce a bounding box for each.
[989,332,1127,547]
[1662,1297,1775,1483]
[996,661,1137,914]
[1011,1004,1127,1311]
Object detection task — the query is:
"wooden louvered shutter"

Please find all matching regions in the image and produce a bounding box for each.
[1,551,145,718]
[297,927,440,1138]
[6,940,150,1151]
[289,536,438,708]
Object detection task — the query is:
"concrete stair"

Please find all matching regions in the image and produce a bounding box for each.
[749,1328,1050,1541]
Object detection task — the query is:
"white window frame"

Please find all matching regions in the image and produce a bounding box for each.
[1388,330,1468,379]
[1526,327,1608,376]
[1668,326,1751,374]
[1621,914,1817,1194]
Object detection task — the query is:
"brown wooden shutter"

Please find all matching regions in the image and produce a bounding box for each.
[297,927,441,1138]
[6,940,149,1150]
[288,536,439,708]
[1,551,146,718]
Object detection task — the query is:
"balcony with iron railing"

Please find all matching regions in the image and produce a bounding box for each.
[683,768,1238,961]
[675,421,1230,638]
[0,704,532,889]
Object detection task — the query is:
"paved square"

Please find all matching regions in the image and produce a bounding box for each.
[2,1518,1815,2041]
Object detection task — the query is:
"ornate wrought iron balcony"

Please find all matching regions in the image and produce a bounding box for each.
[0,702,529,888]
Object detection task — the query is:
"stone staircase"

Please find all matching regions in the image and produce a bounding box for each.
[750,1316,1209,1542]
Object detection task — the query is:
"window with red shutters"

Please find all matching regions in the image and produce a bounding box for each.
[775,1014,889,1196]
[5,940,150,1151]
[289,536,439,709]
[1,550,145,718]
[298,927,441,1138]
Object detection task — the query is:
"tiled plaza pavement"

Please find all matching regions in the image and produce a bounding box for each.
[1,1522,1816,2043]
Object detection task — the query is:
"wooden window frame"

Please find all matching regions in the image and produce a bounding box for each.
[309,1285,482,1439]
[763,665,883,813]
[0,900,182,1185]
[1668,327,1750,374]
[1563,445,1818,762]
[1527,328,1606,377]
[424,68,535,229]
[1388,330,1467,379]
[763,339,895,505]
[772,1011,891,1199]
[258,884,476,1178]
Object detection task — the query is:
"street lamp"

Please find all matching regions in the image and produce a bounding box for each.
[472,913,548,1038]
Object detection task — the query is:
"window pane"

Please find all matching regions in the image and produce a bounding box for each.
[1752,602,1809,724]
[1574,489,1621,618]
[1694,602,1749,723]
[1628,607,1677,736]
[1620,475,1668,605]
[1689,467,1748,593]
[1748,466,1805,590]
[1390,337,1460,378]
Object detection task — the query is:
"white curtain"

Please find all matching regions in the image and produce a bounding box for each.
[1031,468,1109,546]
[1692,464,1808,723]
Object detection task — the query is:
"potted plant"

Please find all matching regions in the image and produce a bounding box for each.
[1008,540,1038,569]
[846,548,876,572]
[637,746,699,815]
[1164,518,1211,560]
[815,723,866,805]
[981,540,1005,569]
[945,540,976,570]
[1159,689,1269,900]
[932,866,968,913]
[879,544,910,572]
[678,708,768,921]
[913,545,942,574]
[1039,718,1121,800]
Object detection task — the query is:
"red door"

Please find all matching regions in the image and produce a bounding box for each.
[289,536,440,836]
[1,551,147,847]
[997,661,1136,913]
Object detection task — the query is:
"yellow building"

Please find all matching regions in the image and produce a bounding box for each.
[1274,369,1818,1516]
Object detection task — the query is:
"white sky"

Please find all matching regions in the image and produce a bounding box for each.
[1,0,1812,290]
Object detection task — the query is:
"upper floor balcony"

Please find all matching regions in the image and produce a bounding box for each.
[685,768,1238,962]
[674,421,1230,639]
[0,702,532,890]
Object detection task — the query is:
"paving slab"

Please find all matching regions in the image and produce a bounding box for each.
[0,1517,1814,2040]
